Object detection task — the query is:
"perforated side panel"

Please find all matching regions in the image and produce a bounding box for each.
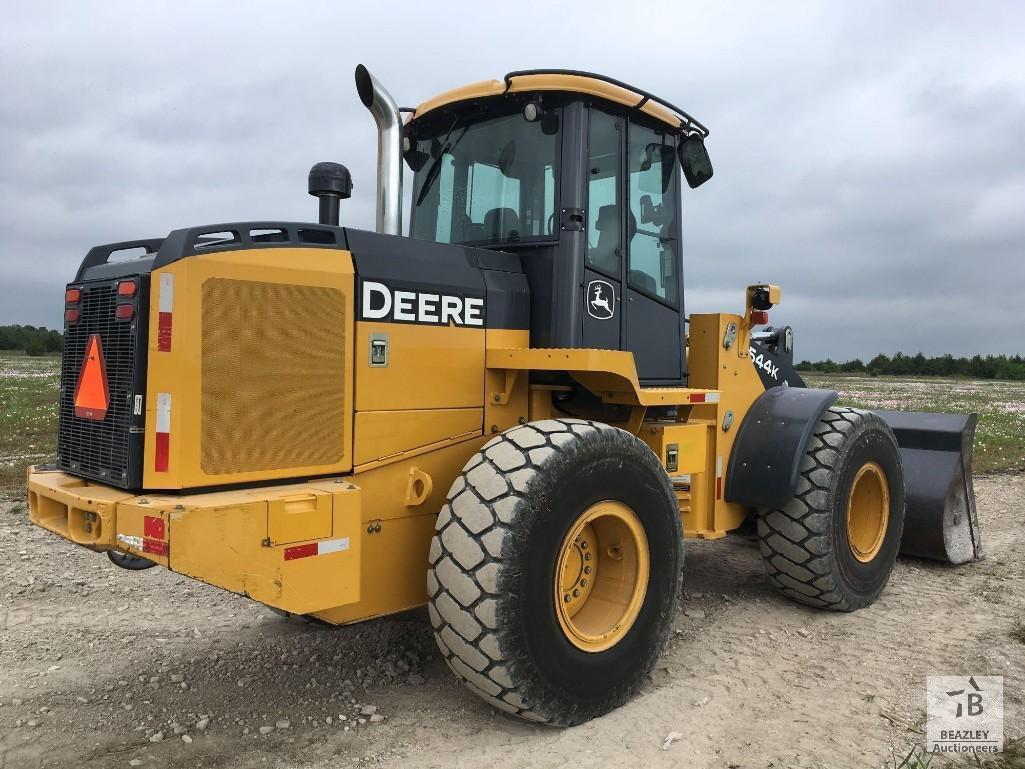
[201,278,346,475]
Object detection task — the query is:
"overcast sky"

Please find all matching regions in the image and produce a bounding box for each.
[1,1,1022,361]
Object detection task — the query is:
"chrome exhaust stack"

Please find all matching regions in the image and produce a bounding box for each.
[355,64,403,236]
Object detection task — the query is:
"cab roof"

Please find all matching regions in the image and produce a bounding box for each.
[411,69,708,137]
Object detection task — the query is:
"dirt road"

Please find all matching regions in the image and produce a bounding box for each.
[2,475,1022,769]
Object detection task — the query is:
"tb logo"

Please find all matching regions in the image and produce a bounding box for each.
[947,676,985,718]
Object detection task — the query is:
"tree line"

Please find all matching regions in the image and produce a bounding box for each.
[0,325,63,356]
[796,352,1025,380]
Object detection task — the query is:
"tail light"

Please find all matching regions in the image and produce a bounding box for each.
[65,288,81,304]
[750,310,769,325]
[116,280,137,321]
[64,308,80,323]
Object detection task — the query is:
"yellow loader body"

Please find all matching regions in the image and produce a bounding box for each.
[27,240,763,624]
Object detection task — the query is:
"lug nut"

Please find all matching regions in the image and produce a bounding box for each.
[584,552,592,561]
[580,541,588,550]
[572,588,580,597]
[579,579,587,587]
[584,565,592,574]
[564,594,571,603]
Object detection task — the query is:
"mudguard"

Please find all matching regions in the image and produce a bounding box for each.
[876,411,982,564]
[725,387,839,509]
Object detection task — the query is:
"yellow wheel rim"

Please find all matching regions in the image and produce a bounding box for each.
[846,461,890,563]
[554,501,650,653]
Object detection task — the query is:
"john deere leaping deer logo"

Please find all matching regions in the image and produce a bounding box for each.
[587,279,615,320]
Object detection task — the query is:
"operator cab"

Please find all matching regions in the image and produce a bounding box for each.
[404,71,712,386]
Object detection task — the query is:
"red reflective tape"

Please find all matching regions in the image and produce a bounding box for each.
[155,432,170,472]
[716,477,723,500]
[157,312,173,351]
[283,543,318,561]
[143,538,168,556]
[690,393,706,403]
[143,515,165,540]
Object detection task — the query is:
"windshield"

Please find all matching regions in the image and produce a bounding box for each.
[410,110,559,246]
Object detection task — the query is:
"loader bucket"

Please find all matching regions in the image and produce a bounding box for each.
[875,410,982,564]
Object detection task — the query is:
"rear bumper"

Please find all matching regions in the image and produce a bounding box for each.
[27,466,135,551]
[26,466,363,615]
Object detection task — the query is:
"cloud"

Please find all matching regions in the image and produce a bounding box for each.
[0,0,1022,360]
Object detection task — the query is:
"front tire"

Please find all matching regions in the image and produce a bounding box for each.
[427,419,683,726]
[757,407,905,611]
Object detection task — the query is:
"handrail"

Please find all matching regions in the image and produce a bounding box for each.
[503,69,709,137]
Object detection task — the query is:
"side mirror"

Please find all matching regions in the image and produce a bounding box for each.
[679,135,713,188]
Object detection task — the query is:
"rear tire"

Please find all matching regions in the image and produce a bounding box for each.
[757,407,905,611]
[427,419,683,726]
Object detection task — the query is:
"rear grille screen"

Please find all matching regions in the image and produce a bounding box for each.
[201,278,346,475]
[58,280,145,487]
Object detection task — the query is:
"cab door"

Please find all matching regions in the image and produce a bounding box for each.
[581,108,623,352]
[624,121,684,384]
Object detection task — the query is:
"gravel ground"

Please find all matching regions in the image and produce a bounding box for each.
[1,474,1022,769]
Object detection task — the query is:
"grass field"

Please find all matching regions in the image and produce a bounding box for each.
[0,352,60,489]
[0,354,1022,491]
[805,373,1025,473]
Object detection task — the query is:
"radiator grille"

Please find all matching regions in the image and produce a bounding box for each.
[201,278,346,475]
[57,280,143,487]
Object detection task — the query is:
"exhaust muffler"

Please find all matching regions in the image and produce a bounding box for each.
[355,64,403,236]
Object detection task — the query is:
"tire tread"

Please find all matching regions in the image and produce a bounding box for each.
[756,407,903,612]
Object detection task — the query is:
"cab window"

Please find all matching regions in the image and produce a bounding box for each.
[411,111,559,246]
[627,123,679,305]
[586,109,622,276]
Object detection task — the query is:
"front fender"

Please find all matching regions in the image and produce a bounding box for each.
[724,387,838,509]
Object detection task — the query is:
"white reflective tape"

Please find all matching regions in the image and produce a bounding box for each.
[117,533,143,550]
[156,393,171,433]
[715,455,723,478]
[159,273,174,313]
[318,538,350,555]
[705,392,721,403]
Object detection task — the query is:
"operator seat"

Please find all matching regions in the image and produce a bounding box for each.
[483,207,520,240]
[590,205,621,274]
[592,206,641,281]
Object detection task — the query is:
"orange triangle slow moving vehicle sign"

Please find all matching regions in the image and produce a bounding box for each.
[74,334,110,420]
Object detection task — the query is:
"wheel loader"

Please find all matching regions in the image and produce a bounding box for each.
[27,65,982,726]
